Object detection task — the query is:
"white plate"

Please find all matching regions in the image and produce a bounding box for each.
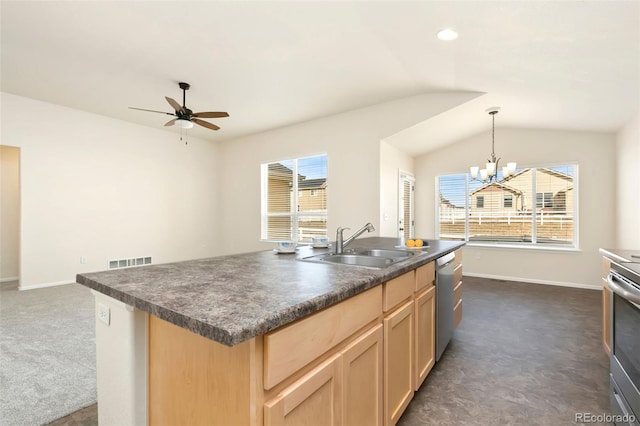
[313,243,330,248]
[273,248,297,254]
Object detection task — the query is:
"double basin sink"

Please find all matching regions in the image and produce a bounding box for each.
[301,248,423,269]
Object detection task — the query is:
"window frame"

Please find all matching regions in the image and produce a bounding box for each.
[260,154,328,243]
[435,163,579,251]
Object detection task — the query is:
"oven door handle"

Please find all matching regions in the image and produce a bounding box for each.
[607,273,640,305]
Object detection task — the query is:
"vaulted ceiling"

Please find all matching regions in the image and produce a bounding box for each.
[1,1,638,155]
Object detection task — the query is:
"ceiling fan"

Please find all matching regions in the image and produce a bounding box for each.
[129,82,229,131]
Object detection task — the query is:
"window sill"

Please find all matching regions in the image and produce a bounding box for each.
[465,242,581,253]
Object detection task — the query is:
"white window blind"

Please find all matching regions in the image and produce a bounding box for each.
[261,154,328,243]
[437,165,577,247]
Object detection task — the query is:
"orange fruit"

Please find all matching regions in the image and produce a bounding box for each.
[405,239,416,247]
[414,239,424,247]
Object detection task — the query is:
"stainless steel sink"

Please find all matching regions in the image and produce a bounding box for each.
[353,249,414,258]
[301,248,415,269]
[322,254,395,268]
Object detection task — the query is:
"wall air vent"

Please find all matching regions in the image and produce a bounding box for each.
[108,256,152,270]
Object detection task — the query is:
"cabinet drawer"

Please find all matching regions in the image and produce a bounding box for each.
[453,249,463,268]
[454,299,463,329]
[415,262,435,292]
[454,281,463,305]
[453,264,462,286]
[264,286,382,390]
[383,271,415,312]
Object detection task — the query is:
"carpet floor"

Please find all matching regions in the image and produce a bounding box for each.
[0,282,96,426]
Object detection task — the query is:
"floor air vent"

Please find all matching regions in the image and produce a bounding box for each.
[108,256,152,270]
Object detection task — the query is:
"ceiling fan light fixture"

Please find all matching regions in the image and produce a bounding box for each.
[175,118,194,129]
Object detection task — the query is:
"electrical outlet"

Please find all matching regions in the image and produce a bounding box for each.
[80,256,87,264]
[97,302,110,326]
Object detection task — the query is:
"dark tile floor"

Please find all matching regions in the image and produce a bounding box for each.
[48,276,609,425]
[398,276,610,426]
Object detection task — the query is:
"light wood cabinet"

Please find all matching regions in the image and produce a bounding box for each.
[414,285,435,390]
[602,257,612,357]
[453,248,464,330]
[145,253,461,426]
[342,324,383,426]
[148,315,261,426]
[384,300,414,426]
[415,262,435,293]
[264,354,342,426]
[266,323,384,426]
[264,286,381,390]
[383,270,415,312]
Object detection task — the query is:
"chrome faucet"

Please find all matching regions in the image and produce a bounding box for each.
[335,222,375,254]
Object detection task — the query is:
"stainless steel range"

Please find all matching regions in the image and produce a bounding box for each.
[606,261,640,425]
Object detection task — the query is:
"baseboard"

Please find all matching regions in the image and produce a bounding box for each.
[463,272,600,290]
[19,280,76,291]
[0,276,19,283]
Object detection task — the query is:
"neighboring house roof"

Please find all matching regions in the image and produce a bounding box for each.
[471,181,522,196]
[473,167,574,194]
[268,162,293,177]
[268,163,309,181]
[299,178,327,189]
[501,167,573,184]
[439,194,463,209]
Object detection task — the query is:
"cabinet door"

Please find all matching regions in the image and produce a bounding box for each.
[603,285,612,356]
[264,354,341,426]
[343,324,383,426]
[384,300,414,426]
[414,286,435,390]
[602,257,612,357]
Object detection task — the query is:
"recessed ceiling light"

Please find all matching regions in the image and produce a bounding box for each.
[437,29,458,41]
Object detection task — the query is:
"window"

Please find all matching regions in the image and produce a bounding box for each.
[536,192,553,208]
[261,154,327,243]
[437,165,577,247]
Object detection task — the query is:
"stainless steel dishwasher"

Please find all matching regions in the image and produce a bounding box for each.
[435,251,456,361]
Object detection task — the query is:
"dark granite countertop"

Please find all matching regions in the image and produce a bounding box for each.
[599,248,640,264]
[76,237,464,346]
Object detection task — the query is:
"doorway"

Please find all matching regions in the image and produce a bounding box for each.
[398,171,415,239]
[1,145,20,287]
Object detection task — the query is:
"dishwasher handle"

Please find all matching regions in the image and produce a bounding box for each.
[437,252,456,268]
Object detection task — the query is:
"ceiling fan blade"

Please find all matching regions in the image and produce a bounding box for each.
[129,107,175,116]
[164,119,177,127]
[192,111,229,119]
[165,97,185,114]
[192,118,220,131]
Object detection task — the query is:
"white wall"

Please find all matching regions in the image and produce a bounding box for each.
[379,140,414,237]
[1,145,20,280]
[1,93,222,290]
[217,92,477,254]
[615,110,640,248]
[414,127,616,288]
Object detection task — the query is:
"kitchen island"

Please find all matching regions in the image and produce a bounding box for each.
[77,237,464,426]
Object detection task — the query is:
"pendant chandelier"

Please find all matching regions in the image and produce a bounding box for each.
[470,107,516,182]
